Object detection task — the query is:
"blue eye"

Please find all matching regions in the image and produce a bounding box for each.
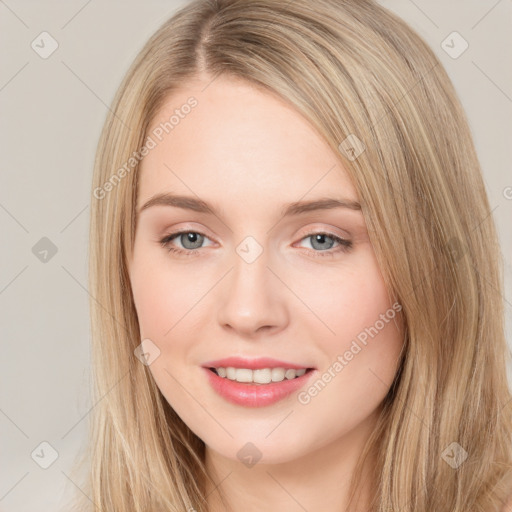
[158,230,353,258]
[298,232,353,258]
[159,231,211,257]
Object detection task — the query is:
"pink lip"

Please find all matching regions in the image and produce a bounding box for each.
[202,367,317,408]
[202,356,314,370]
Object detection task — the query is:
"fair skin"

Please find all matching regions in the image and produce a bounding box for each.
[128,74,404,511]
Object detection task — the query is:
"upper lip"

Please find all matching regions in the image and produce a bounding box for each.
[202,356,314,370]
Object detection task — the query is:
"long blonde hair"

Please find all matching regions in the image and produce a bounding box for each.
[69,0,512,510]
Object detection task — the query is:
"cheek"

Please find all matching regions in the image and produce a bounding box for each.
[299,252,403,384]
[292,262,402,435]
[298,256,397,341]
[130,247,205,339]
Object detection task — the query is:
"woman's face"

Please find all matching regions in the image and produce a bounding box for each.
[129,74,403,465]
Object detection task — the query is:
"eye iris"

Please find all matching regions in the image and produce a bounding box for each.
[311,234,334,251]
[181,232,203,250]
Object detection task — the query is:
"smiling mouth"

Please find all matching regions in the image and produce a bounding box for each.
[208,366,314,384]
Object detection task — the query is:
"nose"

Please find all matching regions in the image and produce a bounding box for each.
[216,247,289,337]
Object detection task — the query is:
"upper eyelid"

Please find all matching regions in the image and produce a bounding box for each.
[163,220,350,237]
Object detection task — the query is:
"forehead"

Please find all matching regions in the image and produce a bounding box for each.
[137,76,358,213]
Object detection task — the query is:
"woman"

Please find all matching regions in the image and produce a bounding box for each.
[71,0,512,510]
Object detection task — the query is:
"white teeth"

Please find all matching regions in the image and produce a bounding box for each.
[213,367,308,384]
[254,368,272,384]
[235,369,253,383]
[271,368,285,382]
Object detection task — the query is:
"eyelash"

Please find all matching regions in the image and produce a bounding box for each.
[158,230,353,259]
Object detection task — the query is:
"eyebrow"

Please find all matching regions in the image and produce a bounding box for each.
[137,193,361,218]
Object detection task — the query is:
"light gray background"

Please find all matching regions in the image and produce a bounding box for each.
[1,1,511,510]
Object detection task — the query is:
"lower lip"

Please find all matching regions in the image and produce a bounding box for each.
[202,367,316,407]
